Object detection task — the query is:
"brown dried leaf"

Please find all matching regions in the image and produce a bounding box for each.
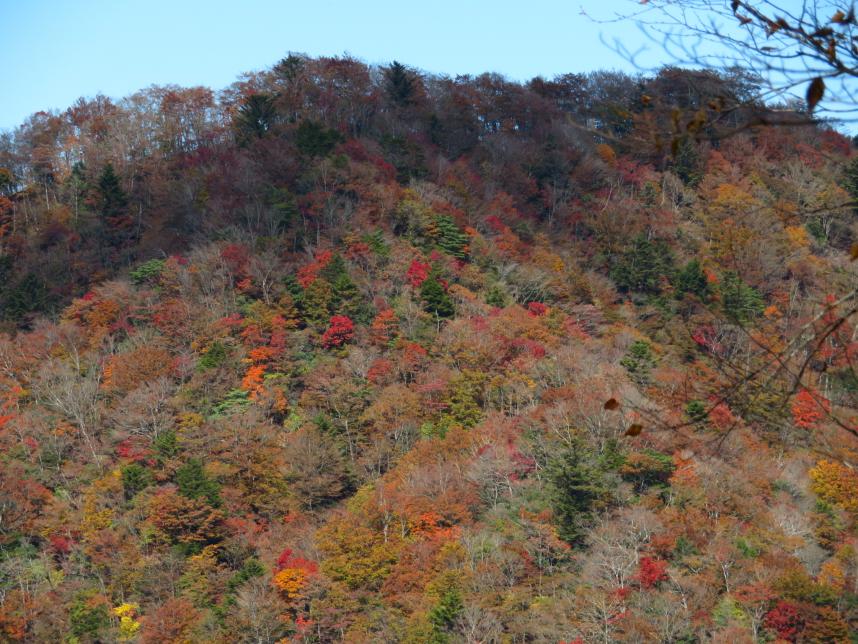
[807,77,825,112]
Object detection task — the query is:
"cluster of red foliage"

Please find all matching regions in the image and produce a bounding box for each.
[764,601,804,640]
[791,389,830,430]
[527,301,548,317]
[297,250,334,288]
[636,556,669,589]
[406,259,431,287]
[321,315,355,348]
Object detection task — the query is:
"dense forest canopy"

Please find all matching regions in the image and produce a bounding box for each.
[1,51,858,642]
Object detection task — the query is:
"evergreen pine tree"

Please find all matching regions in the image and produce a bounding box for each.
[266,187,299,235]
[620,340,656,385]
[672,137,703,186]
[2,273,50,322]
[548,448,612,545]
[69,591,110,641]
[428,587,463,643]
[293,120,343,157]
[420,274,454,318]
[319,254,348,283]
[235,93,277,144]
[98,162,127,221]
[485,284,508,308]
[384,61,416,107]
[273,53,305,82]
[97,162,132,247]
[176,458,221,506]
[675,259,710,299]
[720,271,764,323]
[332,273,370,323]
[316,254,371,322]
[610,235,675,294]
[363,229,390,257]
[121,463,153,500]
[434,215,469,259]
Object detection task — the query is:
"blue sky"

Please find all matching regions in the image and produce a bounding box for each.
[1,0,661,130]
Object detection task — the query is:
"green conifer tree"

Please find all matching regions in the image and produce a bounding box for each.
[97,162,132,248]
[428,587,463,643]
[235,93,277,144]
[420,274,454,318]
[176,458,221,506]
[98,162,127,221]
[384,61,417,107]
[548,447,612,545]
[720,271,764,323]
[610,235,675,295]
[485,284,508,308]
[675,259,710,299]
[434,215,469,259]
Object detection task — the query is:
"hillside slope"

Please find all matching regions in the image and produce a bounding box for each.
[1,57,857,642]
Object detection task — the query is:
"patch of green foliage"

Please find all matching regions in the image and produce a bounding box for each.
[129,258,165,285]
[610,236,675,295]
[719,271,764,323]
[211,389,252,418]
[176,458,221,506]
[621,340,656,385]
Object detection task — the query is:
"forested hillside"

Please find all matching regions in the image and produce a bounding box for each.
[1,55,858,642]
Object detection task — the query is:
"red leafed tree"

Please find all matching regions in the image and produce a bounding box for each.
[527,301,548,317]
[276,548,319,574]
[406,259,430,287]
[297,250,333,288]
[220,243,249,277]
[636,556,669,589]
[321,315,355,348]
[367,358,394,384]
[791,389,830,430]
[764,600,804,641]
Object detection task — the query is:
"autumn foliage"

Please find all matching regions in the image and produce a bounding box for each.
[321,315,355,348]
[0,53,857,643]
[791,389,830,429]
[636,556,669,588]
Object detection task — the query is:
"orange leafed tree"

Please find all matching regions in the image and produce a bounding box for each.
[370,309,398,344]
[140,597,201,644]
[791,389,830,430]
